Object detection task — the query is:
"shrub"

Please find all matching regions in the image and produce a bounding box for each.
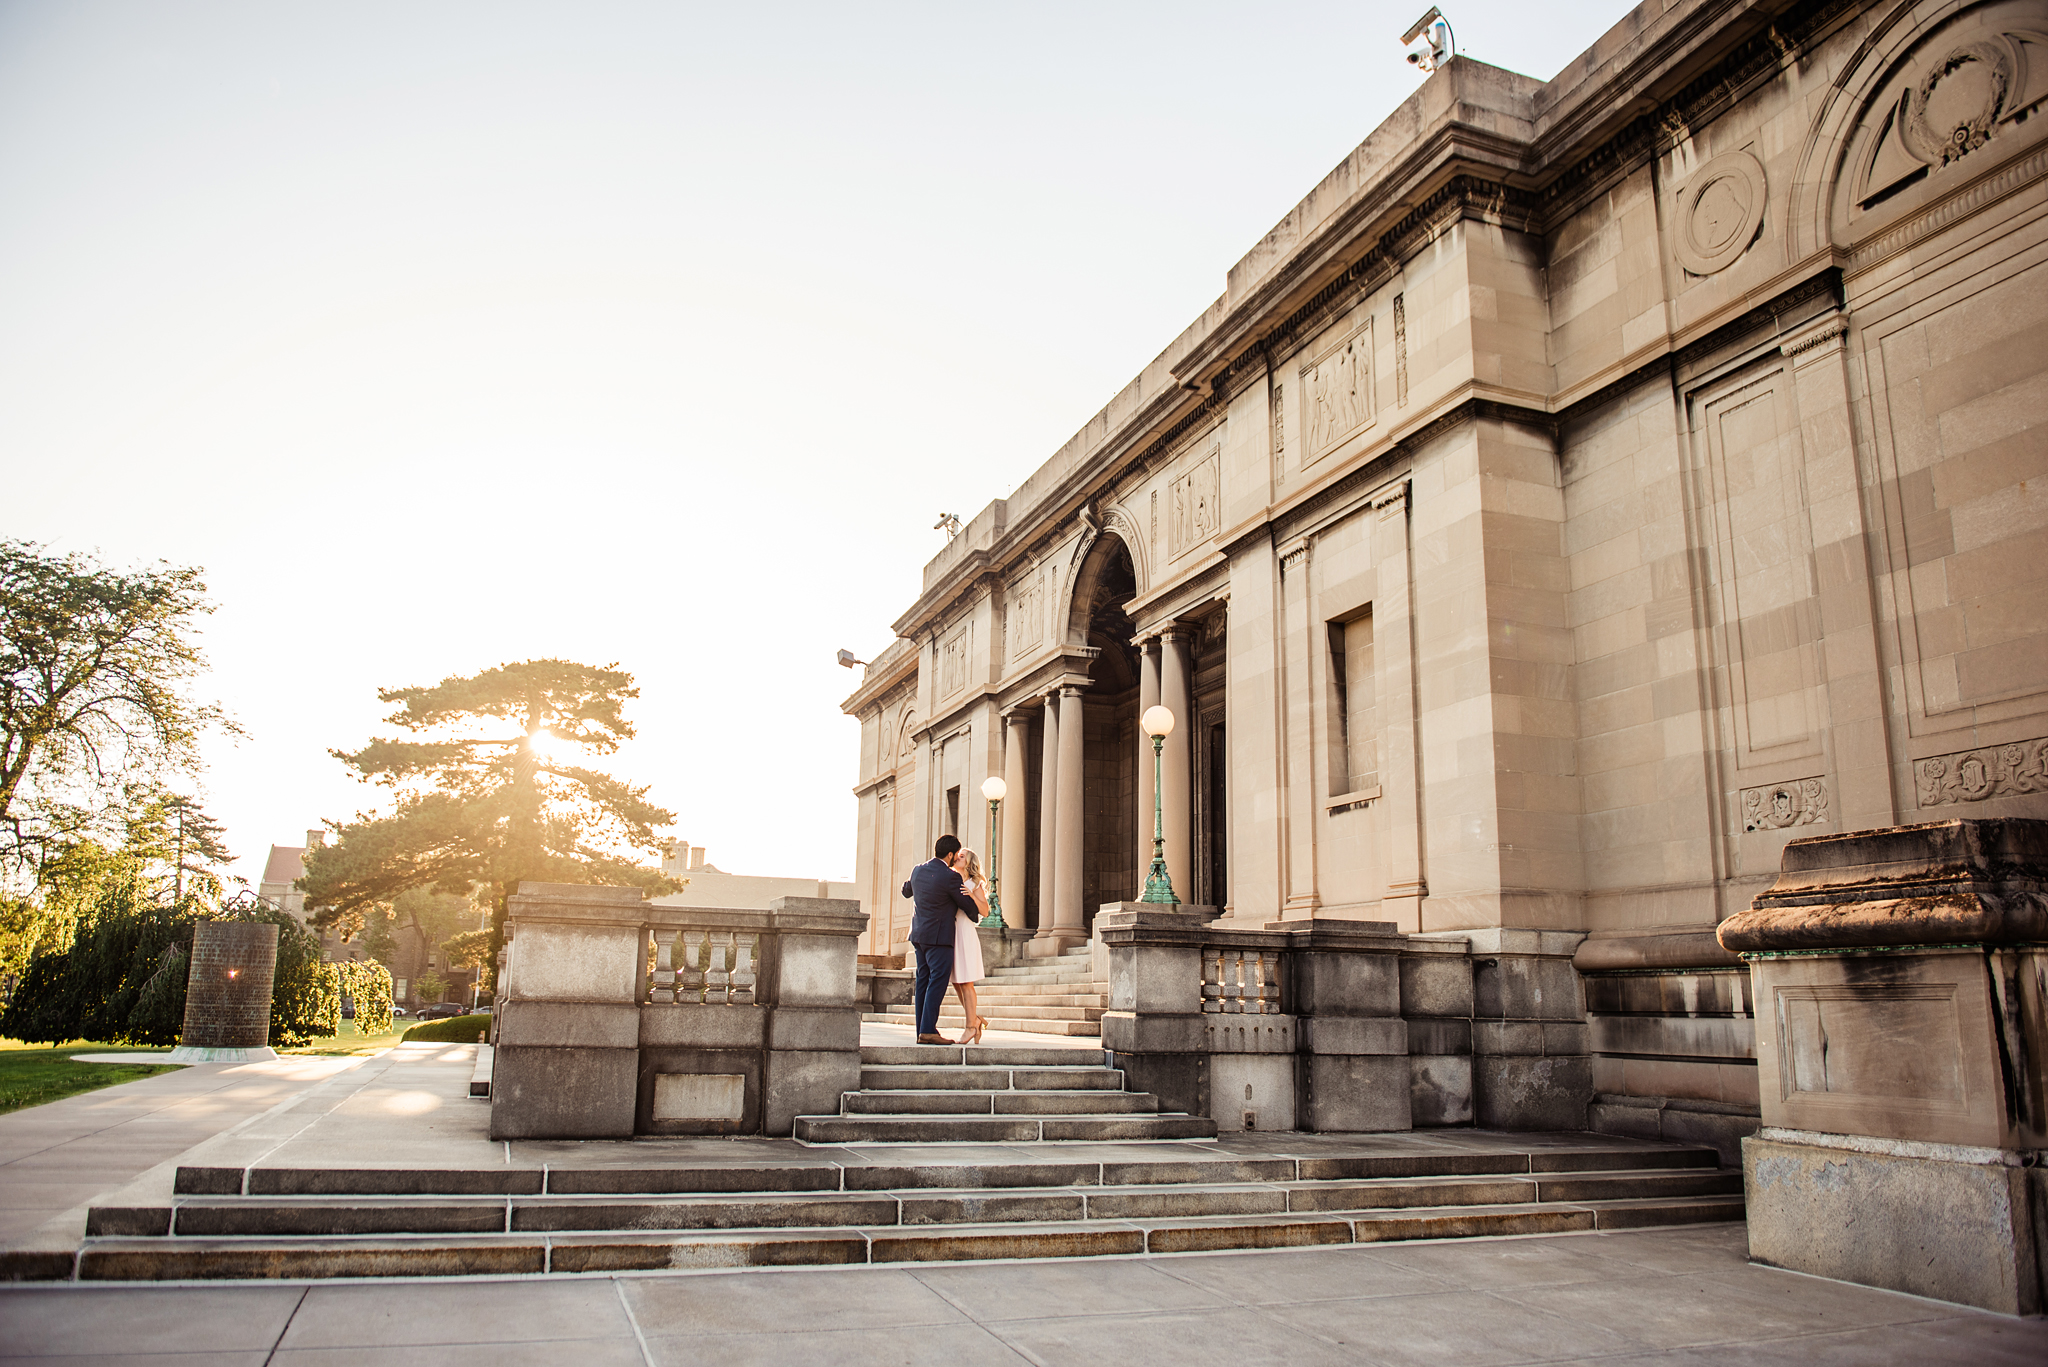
[401,1013,490,1043]
[333,959,394,1036]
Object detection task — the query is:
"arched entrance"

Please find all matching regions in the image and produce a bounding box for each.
[1069,533,1142,927]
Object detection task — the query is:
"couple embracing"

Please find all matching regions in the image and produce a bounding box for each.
[900,834,992,1044]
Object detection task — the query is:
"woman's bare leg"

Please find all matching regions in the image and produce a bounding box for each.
[954,982,983,1043]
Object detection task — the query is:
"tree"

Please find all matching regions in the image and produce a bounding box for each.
[299,659,678,976]
[123,787,235,903]
[0,542,240,880]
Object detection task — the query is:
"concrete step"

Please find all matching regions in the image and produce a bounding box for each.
[791,1113,1221,1144]
[68,1191,1742,1279]
[839,1090,1161,1116]
[878,1003,1105,1021]
[859,1045,1110,1067]
[105,1167,1741,1240]
[857,1066,1124,1092]
[859,1011,1104,1037]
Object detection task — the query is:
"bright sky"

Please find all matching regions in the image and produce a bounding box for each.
[0,0,1636,888]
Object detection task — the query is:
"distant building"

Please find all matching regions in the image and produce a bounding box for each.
[654,841,855,910]
[257,830,453,1008]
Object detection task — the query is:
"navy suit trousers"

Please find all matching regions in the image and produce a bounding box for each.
[912,941,955,1037]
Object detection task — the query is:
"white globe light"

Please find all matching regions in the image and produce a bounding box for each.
[1141,705,1176,738]
[981,775,1008,802]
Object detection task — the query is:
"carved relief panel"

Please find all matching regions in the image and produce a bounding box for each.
[937,623,970,699]
[1916,735,2048,807]
[1300,317,1374,462]
[1169,450,1221,560]
[1008,568,1045,658]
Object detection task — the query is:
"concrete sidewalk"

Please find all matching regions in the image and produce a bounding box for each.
[0,1054,368,1245]
[2,1224,2042,1364]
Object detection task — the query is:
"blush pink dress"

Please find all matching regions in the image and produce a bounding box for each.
[952,893,987,985]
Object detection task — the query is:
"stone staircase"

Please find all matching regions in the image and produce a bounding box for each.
[862,945,1107,1037]
[48,1044,1746,1280]
[793,1044,1217,1143]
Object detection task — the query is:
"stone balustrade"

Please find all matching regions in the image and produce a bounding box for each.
[490,882,867,1140]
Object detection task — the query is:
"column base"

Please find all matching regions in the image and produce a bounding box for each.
[1745,1127,2042,1316]
[1026,929,1089,957]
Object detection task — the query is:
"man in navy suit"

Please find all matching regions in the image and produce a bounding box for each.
[901,834,977,1043]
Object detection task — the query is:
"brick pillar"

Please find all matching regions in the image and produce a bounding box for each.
[176,921,279,1058]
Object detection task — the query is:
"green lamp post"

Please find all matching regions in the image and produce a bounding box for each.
[1139,705,1179,905]
[980,774,1007,927]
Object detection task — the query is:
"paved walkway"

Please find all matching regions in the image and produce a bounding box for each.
[0,1055,368,1245]
[2,1223,2042,1364]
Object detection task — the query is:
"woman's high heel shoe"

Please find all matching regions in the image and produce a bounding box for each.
[961,1017,987,1046]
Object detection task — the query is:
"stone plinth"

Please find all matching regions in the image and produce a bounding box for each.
[490,883,867,1141]
[1720,818,2048,1316]
[169,921,279,1064]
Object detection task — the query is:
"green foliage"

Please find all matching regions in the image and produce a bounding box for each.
[415,970,449,1004]
[0,541,240,879]
[253,900,334,1047]
[0,855,201,1046]
[299,661,679,961]
[358,906,397,967]
[401,1012,490,1043]
[122,786,235,904]
[333,958,394,1036]
[442,927,492,973]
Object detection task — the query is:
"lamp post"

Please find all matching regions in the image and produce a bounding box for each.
[1139,705,1179,905]
[980,775,1007,927]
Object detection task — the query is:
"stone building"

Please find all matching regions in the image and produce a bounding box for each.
[655,841,856,909]
[843,0,2048,1153]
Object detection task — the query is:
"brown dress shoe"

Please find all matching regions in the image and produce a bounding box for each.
[916,1033,955,1045]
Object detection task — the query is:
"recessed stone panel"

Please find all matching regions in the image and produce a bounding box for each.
[653,1072,745,1122]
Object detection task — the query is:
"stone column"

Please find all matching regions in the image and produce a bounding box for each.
[1373,485,1425,929]
[1278,541,1319,916]
[1053,682,1087,946]
[1160,628,1193,905]
[1135,636,1161,892]
[1037,691,1059,936]
[171,921,280,1063]
[1001,711,1030,929]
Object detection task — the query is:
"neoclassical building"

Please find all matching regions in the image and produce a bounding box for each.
[842,0,2048,1135]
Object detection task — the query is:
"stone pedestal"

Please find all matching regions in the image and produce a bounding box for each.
[169,921,279,1064]
[1720,818,2048,1316]
[490,884,868,1141]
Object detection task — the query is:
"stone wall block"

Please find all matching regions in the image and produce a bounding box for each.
[490,1047,638,1139]
[1113,1052,1206,1119]
[1303,1055,1413,1132]
[1303,1016,1408,1055]
[771,932,858,1008]
[1212,1054,1297,1132]
[1744,1132,2040,1316]
[763,1049,863,1136]
[1474,954,1583,1019]
[499,1002,638,1050]
[1406,1018,1471,1054]
[1099,1011,1207,1054]
[1411,1055,1475,1125]
[767,1006,861,1053]
[1475,1054,1591,1130]
[1107,944,1202,1014]
[1293,951,1399,1017]
[1400,953,1473,1017]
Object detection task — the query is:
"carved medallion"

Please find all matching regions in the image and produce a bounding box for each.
[1674,150,1767,275]
[1742,776,1829,832]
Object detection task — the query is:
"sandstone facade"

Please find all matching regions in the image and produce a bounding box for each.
[842,0,2048,1147]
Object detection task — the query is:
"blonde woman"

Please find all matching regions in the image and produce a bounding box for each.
[951,848,991,1044]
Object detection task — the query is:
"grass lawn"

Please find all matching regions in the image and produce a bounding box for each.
[280,1018,410,1056]
[0,1041,181,1116]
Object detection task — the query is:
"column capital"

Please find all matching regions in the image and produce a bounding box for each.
[1781,312,1849,363]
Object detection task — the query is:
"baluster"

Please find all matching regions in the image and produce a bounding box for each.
[1223,948,1245,1013]
[704,931,731,1005]
[650,930,678,1004]
[730,933,757,1005]
[1200,945,1224,1013]
[680,930,705,1003]
[1257,951,1279,1014]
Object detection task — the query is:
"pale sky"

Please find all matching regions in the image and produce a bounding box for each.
[0,0,1636,888]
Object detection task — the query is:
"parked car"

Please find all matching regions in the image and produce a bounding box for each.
[419,1002,470,1020]
[390,1006,411,1019]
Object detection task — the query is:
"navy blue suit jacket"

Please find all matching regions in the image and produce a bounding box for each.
[902,857,977,946]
